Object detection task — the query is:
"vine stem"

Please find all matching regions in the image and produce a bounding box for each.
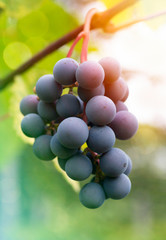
[0,0,139,90]
[66,32,84,58]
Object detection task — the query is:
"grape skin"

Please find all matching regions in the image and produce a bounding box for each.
[124,155,132,176]
[85,96,116,126]
[99,57,121,83]
[87,126,115,154]
[100,148,128,177]
[53,58,78,85]
[20,95,39,116]
[78,84,105,102]
[105,77,128,103]
[57,117,89,149]
[56,94,81,118]
[36,74,62,102]
[76,96,84,114]
[116,101,128,112]
[65,153,92,181]
[50,134,77,159]
[79,182,105,209]
[109,111,138,140]
[103,174,131,199]
[33,135,55,161]
[121,85,129,102]
[76,60,105,90]
[58,157,69,171]
[37,101,59,121]
[21,113,45,138]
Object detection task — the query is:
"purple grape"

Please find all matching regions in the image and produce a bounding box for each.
[109,111,138,140]
[124,155,132,175]
[85,96,116,126]
[37,101,59,121]
[116,101,128,112]
[78,84,105,102]
[76,60,105,90]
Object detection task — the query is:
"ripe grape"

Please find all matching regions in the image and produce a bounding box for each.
[33,135,55,160]
[50,134,77,159]
[37,101,59,121]
[21,113,45,138]
[57,117,89,149]
[20,95,39,116]
[76,60,105,90]
[87,126,115,154]
[77,96,84,114]
[121,85,129,102]
[99,57,121,83]
[56,94,81,118]
[78,84,105,102]
[85,96,116,125]
[36,74,62,102]
[109,111,138,140]
[53,58,78,85]
[124,155,132,176]
[65,153,92,181]
[79,182,105,209]
[58,157,69,171]
[116,101,128,112]
[100,148,128,177]
[105,77,128,103]
[103,174,131,199]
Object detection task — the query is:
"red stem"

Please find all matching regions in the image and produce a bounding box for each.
[66,32,84,58]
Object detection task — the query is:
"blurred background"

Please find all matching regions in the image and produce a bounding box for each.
[0,0,166,239]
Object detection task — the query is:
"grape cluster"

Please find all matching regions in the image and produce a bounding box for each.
[20,57,138,209]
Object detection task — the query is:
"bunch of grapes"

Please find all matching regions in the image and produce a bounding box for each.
[20,56,138,209]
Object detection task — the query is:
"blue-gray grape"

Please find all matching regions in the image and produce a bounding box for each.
[124,155,132,176]
[36,74,62,102]
[100,148,128,177]
[33,135,55,160]
[65,153,92,181]
[86,96,116,126]
[79,182,105,209]
[53,58,78,85]
[50,134,77,159]
[103,174,131,199]
[37,101,59,121]
[21,113,45,138]
[76,61,105,90]
[57,117,89,149]
[87,126,115,154]
[56,94,81,118]
[20,95,38,116]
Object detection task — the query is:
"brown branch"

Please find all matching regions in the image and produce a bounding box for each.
[0,0,139,90]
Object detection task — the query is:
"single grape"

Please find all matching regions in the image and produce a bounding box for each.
[78,84,105,102]
[36,74,62,102]
[33,135,55,161]
[87,126,115,154]
[21,113,45,138]
[20,95,39,116]
[109,111,138,140]
[65,153,92,181]
[56,94,81,118]
[57,117,89,149]
[103,174,131,199]
[124,155,132,176]
[76,61,105,90]
[105,77,128,103]
[37,101,59,121]
[50,134,77,159]
[116,100,128,112]
[85,96,116,126]
[53,58,78,85]
[79,182,105,209]
[100,148,128,177]
[99,57,121,83]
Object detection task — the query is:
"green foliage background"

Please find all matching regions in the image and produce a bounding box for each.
[0,0,166,240]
